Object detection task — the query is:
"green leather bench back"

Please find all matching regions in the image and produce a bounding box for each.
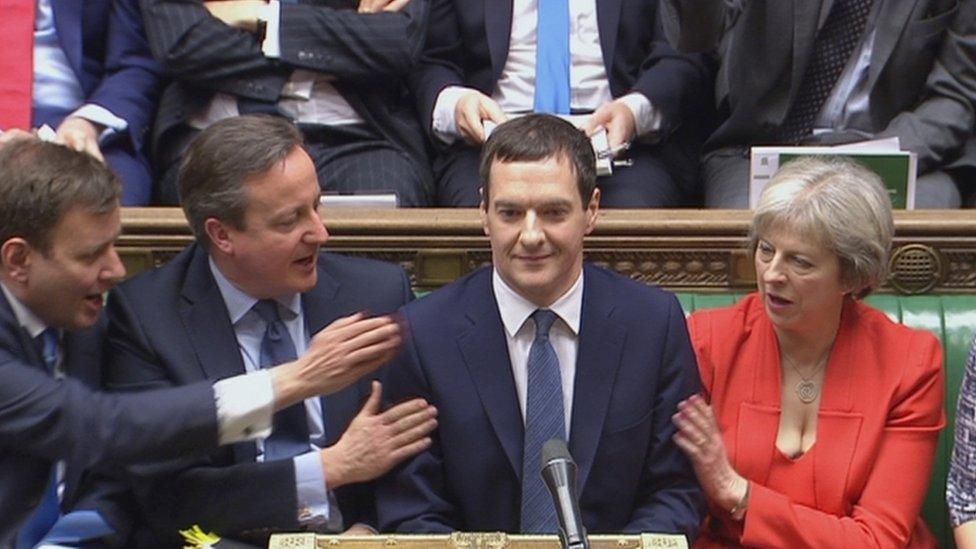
[675,292,976,548]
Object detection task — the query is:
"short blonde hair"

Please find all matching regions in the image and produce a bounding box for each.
[748,157,894,298]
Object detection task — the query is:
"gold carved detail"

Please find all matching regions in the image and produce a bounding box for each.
[449,532,511,549]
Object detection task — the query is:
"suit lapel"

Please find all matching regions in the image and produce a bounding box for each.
[595,0,622,76]
[457,271,524,479]
[790,0,823,100]
[866,0,919,88]
[62,327,101,385]
[301,266,349,445]
[569,267,625,492]
[485,0,514,85]
[178,246,246,381]
[812,300,862,511]
[51,0,84,81]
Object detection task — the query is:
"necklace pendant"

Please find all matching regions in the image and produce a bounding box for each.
[795,380,818,403]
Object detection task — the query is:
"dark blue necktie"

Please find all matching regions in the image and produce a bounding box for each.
[16,330,60,547]
[520,309,565,533]
[252,299,311,460]
[38,328,58,372]
[533,0,571,114]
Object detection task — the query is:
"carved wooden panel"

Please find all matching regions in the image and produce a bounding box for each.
[118,208,976,294]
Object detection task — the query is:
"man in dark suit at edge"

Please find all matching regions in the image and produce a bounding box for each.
[0,136,404,546]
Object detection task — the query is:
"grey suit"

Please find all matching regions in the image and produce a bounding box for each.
[661,0,976,207]
[141,0,433,205]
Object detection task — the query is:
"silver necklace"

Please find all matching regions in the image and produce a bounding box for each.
[782,352,830,404]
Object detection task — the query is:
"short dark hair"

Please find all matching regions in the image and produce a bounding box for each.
[178,115,306,248]
[479,114,596,207]
[0,139,121,253]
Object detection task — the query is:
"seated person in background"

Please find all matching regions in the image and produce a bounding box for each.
[141,0,433,207]
[0,0,160,205]
[948,334,976,548]
[661,0,976,208]
[84,115,434,546]
[377,114,704,539]
[411,0,713,207]
[0,137,391,546]
[676,157,945,547]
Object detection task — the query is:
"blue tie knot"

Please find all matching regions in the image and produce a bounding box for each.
[532,309,558,341]
[253,299,285,342]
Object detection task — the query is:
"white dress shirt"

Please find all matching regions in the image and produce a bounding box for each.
[492,268,583,435]
[432,0,658,144]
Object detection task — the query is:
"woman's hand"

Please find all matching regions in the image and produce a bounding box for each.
[673,394,749,518]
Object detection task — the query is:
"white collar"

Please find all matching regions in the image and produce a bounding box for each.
[0,281,49,338]
[492,268,583,338]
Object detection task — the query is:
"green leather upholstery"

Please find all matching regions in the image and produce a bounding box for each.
[676,292,976,548]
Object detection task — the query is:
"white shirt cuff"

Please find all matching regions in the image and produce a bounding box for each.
[618,92,662,137]
[69,104,128,143]
[262,0,282,58]
[212,370,274,445]
[432,85,474,145]
[295,451,331,526]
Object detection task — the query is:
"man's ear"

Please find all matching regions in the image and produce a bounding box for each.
[479,186,490,237]
[203,218,234,255]
[1,238,34,284]
[584,187,600,235]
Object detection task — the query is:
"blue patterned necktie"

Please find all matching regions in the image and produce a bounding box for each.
[520,309,565,533]
[252,299,311,460]
[533,0,571,114]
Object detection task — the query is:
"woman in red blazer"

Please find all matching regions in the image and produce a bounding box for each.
[674,157,945,548]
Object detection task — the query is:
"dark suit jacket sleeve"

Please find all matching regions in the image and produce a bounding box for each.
[408,0,466,141]
[659,0,733,53]
[140,0,289,101]
[878,3,976,173]
[277,0,428,83]
[627,35,712,138]
[87,0,160,153]
[102,284,304,537]
[0,352,217,471]
[376,318,460,533]
[623,295,704,539]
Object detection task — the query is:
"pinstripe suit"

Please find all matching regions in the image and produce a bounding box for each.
[141,0,433,205]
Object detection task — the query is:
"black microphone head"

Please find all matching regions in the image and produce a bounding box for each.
[542,438,572,467]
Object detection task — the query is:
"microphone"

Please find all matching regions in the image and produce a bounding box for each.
[541,439,590,549]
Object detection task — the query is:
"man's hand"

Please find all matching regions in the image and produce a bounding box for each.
[340,523,377,536]
[583,99,637,154]
[204,0,269,32]
[0,129,35,148]
[357,0,410,13]
[55,117,105,163]
[454,90,507,145]
[270,313,402,409]
[320,381,437,488]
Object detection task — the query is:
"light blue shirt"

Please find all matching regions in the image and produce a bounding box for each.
[209,258,334,528]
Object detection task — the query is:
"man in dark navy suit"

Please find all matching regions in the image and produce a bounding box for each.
[377,115,704,539]
[94,115,437,546]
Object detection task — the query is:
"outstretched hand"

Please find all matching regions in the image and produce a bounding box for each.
[321,381,437,488]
